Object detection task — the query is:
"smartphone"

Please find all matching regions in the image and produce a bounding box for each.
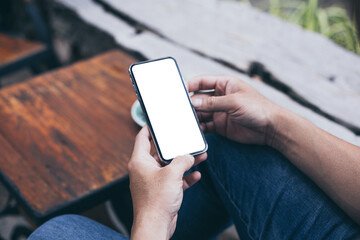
[129,57,207,163]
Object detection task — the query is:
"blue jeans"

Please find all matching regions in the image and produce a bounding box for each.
[29,134,360,240]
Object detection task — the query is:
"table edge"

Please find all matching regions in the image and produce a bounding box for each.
[0,169,129,225]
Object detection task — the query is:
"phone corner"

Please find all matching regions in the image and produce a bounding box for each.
[160,155,173,165]
[202,141,209,153]
[128,63,137,75]
[154,147,173,164]
[197,141,208,156]
[166,56,176,61]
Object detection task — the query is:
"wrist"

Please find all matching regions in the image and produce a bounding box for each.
[266,107,306,154]
[265,106,289,149]
[131,210,170,240]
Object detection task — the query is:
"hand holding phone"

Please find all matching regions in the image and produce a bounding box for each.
[129,126,207,239]
[129,57,207,163]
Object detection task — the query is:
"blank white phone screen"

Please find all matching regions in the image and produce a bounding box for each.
[131,58,206,160]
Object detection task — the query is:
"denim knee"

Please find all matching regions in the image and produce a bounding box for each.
[28,215,87,240]
[29,214,127,240]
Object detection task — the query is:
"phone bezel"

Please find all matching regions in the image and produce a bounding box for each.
[129,57,208,163]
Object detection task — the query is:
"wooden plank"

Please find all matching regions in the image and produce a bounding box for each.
[0,50,138,217]
[58,0,360,146]
[100,0,360,130]
[0,34,45,65]
[0,133,60,213]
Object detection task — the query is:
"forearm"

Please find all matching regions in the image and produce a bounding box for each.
[269,108,360,224]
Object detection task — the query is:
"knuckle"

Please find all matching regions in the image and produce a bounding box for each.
[127,160,140,173]
[127,161,135,172]
[207,96,217,107]
[230,76,247,87]
[227,94,241,110]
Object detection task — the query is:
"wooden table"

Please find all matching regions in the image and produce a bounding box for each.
[0,50,139,224]
[0,34,45,67]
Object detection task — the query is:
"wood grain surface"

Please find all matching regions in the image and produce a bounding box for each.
[0,34,45,65]
[0,50,138,219]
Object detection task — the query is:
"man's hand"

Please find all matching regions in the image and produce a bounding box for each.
[187,75,281,145]
[129,126,207,240]
[188,75,360,225]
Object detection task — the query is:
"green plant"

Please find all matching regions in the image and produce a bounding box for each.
[240,0,360,54]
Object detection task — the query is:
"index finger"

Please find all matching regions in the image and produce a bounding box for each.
[133,125,151,155]
[186,75,228,93]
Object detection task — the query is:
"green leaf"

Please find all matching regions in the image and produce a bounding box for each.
[265,0,360,55]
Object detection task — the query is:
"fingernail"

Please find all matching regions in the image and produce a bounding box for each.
[192,98,202,108]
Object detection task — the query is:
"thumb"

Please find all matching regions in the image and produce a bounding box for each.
[192,95,236,112]
[169,155,195,177]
